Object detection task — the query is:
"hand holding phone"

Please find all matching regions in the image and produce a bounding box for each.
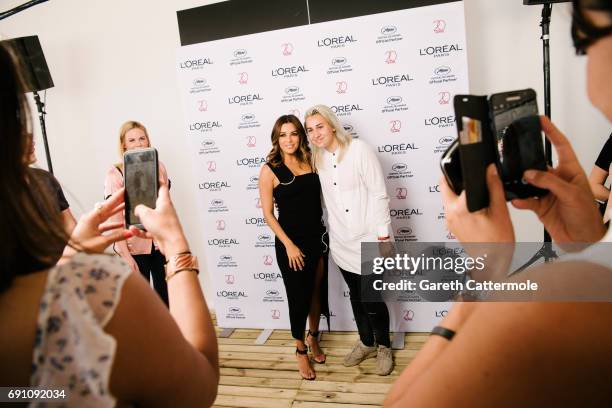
[124,147,159,229]
[441,89,548,212]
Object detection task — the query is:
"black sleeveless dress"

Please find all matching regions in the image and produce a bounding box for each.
[268,162,330,340]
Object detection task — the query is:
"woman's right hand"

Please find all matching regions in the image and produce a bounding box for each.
[286,242,305,271]
[129,185,190,257]
[512,117,606,246]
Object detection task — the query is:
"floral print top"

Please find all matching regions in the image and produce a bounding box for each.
[29,253,131,407]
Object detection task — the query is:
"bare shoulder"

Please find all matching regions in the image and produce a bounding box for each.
[259,163,278,187]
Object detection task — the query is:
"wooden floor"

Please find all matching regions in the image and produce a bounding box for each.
[213,320,427,408]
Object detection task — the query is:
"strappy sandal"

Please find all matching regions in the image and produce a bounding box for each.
[296,347,315,380]
[307,330,326,364]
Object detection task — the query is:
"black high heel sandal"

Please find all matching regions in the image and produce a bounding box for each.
[295,347,315,380]
[307,330,326,364]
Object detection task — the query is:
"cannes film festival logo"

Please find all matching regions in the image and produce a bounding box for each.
[289,108,301,117]
[254,197,262,209]
[403,309,415,321]
[216,220,226,231]
[207,161,217,172]
[246,136,257,147]
[281,43,294,56]
[271,309,281,319]
[225,274,235,284]
[263,255,273,266]
[433,19,447,34]
[238,72,248,85]
[390,120,402,133]
[198,100,208,112]
[439,91,451,105]
[336,81,348,94]
[385,50,397,64]
[396,187,407,200]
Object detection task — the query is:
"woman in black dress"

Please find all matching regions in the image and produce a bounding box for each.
[259,115,329,380]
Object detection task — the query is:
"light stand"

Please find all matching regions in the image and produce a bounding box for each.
[33,91,53,174]
[0,1,54,173]
[513,3,559,274]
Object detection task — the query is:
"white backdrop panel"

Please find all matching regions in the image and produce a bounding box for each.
[177,1,469,331]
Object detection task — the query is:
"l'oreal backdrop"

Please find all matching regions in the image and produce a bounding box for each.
[176,1,468,331]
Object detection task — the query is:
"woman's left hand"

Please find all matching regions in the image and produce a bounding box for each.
[65,188,132,255]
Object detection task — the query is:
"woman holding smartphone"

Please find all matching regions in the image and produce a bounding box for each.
[258,114,329,381]
[104,120,170,305]
[0,44,218,406]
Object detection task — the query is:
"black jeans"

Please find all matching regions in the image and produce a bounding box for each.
[339,267,390,348]
[133,248,169,307]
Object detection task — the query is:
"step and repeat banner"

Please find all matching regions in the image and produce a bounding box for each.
[176,1,469,331]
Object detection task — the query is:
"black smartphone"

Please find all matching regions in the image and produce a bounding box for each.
[124,147,159,229]
[490,89,547,200]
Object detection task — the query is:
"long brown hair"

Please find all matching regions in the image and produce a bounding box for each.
[266,115,311,168]
[0,44,67,292]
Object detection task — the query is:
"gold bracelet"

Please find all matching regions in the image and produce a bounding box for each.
[165,267,199,282]
[165,254,199,281]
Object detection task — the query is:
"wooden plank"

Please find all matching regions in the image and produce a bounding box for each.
[299,380,392,394]
[292,401,379,408]
[295,389,385,405]
[220,359,405,375]
[219,351,414,364]
[220,367,399,384]
[218,337,425,349]
[219,344,417,358]
[218,385,297,399]
[220,367,303,380]
[220,375,301,389]
[214,395,292,408]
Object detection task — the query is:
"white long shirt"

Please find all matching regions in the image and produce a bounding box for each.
[318,139,392,274]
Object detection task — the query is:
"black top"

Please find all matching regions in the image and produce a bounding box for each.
[31,168,69,213]
[595,134,612,171]
[268,162,324,238]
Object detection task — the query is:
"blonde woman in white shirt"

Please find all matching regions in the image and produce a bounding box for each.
[304,104,394,376]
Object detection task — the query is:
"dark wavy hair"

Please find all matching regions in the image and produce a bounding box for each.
[0,44,67,293]
[266,114,311,168]
[572,0,612,54]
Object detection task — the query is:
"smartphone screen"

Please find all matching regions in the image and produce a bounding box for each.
[124,148,158,228]
[490,89,538,167]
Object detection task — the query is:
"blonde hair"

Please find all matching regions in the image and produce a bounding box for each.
[116,120,151,167]
[304,104,352,171]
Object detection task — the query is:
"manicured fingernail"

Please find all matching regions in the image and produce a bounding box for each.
[490,164,498,175]
[124,231,133,239]
[523,170,535,180]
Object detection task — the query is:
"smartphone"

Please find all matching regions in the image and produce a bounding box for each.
[490,89,547,200]
[124,147,159,229]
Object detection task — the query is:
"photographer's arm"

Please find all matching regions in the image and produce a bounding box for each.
[384,302,477,406]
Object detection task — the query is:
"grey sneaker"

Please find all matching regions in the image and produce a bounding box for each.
[343,340,377,367]
[376,345,394,375]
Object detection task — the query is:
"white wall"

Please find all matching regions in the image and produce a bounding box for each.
[1,0,609,302]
